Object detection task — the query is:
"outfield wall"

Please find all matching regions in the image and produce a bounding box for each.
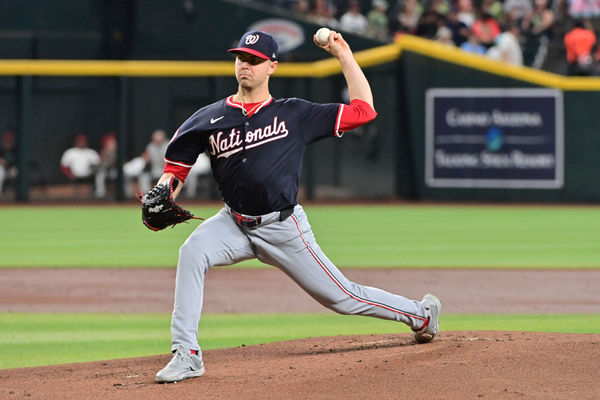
[396,37,600,203]
[3,42,600,203]
[0,0,391,202]
[0,69,399,202]
[1,1,599,203]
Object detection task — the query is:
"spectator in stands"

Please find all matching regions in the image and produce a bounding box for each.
[0,130,17,196]
[444,9,470,46]
[291,0,310,16]
[521,0,555,68]
[471,11,501,48]
[460,31,487,54]
[503,0,533,24]
[60,134,100,196]
[182,152,212,199]
[480,0,504,21]
[564,19,597,75]
[521,0,555,38]
[123,150,150,197]
[94,132,117,198]
[139,129,169,193]
[307,0,338,28]
[416,10,443,39]
[554,0,570,20]
[486,22,524,65]
[394,0,423,34]
[339,0,369,35]
[367,0,390,40]
[455,0,476,28]
[123,133,211,199]
[568,0,600,18]
[435,25,455,45]
[429,0,451,16]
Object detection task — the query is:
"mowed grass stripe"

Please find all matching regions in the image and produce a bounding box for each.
[0,205,598,268]
[1,313,599,369]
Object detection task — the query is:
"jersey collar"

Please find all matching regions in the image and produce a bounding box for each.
[226,95,273,116]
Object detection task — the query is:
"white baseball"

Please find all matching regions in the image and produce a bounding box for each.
[315,27,331,45]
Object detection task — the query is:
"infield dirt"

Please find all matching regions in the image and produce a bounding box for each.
[1,268,600,399]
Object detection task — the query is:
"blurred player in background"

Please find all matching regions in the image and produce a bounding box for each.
[60,134,100,197]
[0,130,17,196]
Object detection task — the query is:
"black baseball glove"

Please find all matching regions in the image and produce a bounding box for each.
[137,176,202,231]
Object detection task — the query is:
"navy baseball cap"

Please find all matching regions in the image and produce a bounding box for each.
[228,30,279,62]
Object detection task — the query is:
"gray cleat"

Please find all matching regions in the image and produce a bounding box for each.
[155,344,205,383]
[413,294,441,344]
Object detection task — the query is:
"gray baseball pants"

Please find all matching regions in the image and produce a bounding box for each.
[170,205,428,353]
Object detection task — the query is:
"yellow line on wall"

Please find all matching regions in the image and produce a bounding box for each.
[0,43,400,78]
[0,35,598,90]
[395,35,600,91]
[0,60,234,77]
[276,44,399,77]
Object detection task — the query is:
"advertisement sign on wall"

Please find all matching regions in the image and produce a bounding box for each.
[247,19,305,53]
[425,88,564,189]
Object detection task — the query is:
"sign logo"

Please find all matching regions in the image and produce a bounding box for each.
[245,34,259,45]
[247,19,305,53]
[425,88,564,189]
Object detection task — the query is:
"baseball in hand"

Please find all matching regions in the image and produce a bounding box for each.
[315,27,331,45]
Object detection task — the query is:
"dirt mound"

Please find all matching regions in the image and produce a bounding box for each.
[2,268,599,398]
[2,331,599,400]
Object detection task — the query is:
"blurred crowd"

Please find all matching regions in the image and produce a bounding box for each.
[261,0,600,73]
[56,130,211,200]
[1,127,214,200]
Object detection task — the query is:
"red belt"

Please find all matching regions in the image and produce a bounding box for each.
[230,206,294,229]
[231,210,262,228]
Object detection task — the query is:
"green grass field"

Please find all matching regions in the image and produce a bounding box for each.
[1,204,598,369]
[1,204,599,268]
[2,313,599,369]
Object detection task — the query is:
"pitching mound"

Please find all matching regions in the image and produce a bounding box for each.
[2,331,599,399]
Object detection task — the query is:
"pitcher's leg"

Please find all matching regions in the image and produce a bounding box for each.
[252,207,428,331]
[171,208,254,351]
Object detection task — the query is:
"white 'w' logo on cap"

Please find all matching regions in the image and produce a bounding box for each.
[245,34,259,45]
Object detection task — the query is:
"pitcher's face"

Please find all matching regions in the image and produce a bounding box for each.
[234,53,277,89]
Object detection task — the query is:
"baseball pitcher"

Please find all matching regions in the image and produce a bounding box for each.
[139,29,441,383]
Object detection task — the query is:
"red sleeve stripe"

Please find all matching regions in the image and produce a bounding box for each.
[163,162,191,183]
[164,158,194,168]
[334,104,345,138]
[337,99,377,132]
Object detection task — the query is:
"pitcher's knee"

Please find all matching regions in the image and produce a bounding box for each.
[178,241,210,271]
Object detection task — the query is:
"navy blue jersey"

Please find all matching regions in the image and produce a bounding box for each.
[165,96,343,215]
